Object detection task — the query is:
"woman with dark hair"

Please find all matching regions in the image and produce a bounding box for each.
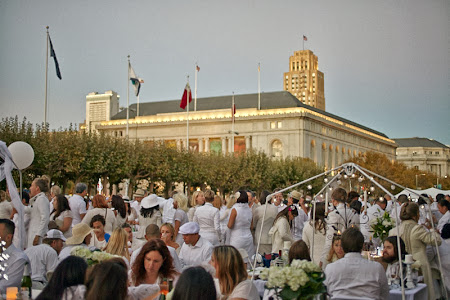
[136,194,163,239]
[49,194,73,238]
[210,245,259,299]
[36,256,88,300]
[171,267,217,300]
[269,205,298,253]
[85,260,128,300]
[288,240,311,264]
[131,238,178,286]
[437,199,450,232]
[81,194,116,234]
[302,202,326,266]
[227,190,255,262]
[396,202,442,300]
[111,195,128,229]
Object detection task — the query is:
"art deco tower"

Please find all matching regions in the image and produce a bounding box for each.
[283,50,325,110]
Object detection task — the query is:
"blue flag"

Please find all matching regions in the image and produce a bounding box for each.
[49,35,62,80]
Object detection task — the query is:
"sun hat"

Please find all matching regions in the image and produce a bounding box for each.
[45,229,66,241]
[288,190,302,202]
[133,189,146,199]
[65,223,92,245]
[179,222,200,235]
[141,194,162,209]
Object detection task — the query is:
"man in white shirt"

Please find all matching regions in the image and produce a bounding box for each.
[130,224,181,272]
[288,191,309,241]
[360,197,387,242]
[325,227,389,300]
[28,177,50,248]
[161,191,177,224]
[272,188,285,212]
[178,222,213,269]
[0,219,29,294]
[382,236,407,285]
[130,188,146,222]
[24,229,65,289]
[193,189,221,246]
[68,183,87,226]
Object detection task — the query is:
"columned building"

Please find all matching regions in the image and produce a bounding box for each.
[393,138,449,176]
[92,91,396,170]
[283,50,325,110]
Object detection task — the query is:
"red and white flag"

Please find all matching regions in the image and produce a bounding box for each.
[303,35,307,41]
[180,83,192,110]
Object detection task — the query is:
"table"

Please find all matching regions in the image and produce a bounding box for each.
[388,284,428,300]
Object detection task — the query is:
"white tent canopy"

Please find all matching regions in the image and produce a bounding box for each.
[396,187,450,199]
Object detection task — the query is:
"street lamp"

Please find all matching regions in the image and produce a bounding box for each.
[415,173,426,189]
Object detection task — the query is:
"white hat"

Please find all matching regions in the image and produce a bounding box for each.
[65,223,92,245]
[179,222,200,235]
[141,194,162,209]
[45,229,66,241]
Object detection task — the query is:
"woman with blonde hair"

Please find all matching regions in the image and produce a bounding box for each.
[82,194,116,234]
[395,202,442,300]
[160,223,180,251]
[105,227,130,263]
[188,190,205,222]
[210,245,259,299]
[323,235,344,269]
[213,195,222,210]
[173,193,189,245]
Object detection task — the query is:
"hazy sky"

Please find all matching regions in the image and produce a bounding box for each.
[1,0,449,144]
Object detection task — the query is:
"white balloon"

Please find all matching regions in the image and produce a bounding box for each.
[8,141,34,170]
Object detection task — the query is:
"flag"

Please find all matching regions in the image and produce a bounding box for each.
[303,35,308,41]
[231,104,236,122]
[129,62,142,97]
[180,83,192,109]
[196,65,200,72]
[48,36,62,80]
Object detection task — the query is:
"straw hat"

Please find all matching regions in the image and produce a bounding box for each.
[65,223,92,245]
[133,189,146,198]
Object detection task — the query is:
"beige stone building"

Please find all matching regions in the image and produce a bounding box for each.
[393,138,449,176]
[283,50,325,110]
[85,91,119,133]
[87,91,396,170]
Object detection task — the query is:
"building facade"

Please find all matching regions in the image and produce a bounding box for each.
[283,50,325,110]
[91,91,396,170]
[394,138,450,176]
[85,90,120,133]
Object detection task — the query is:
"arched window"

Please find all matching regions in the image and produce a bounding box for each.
[271,140,283,158]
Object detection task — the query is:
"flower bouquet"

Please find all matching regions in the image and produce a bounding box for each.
[259,259,325,300]
[370,211,395,242]
[70,246,119,266]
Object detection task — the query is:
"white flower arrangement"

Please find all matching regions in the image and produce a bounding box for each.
[370,211,395,241]
[259,259,325,300]
[70,246,120,266]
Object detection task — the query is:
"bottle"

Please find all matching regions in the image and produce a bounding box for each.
[159,277,168,299]
[21,264,32,299]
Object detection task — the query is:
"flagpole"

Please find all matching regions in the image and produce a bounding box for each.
[137,95,140,117]
[126,55,130,138]
[194,64,198,111]
[302,35,304,50]
[44,26,49,125]
[232,92,235,153]
[257,63,261,110]
[186,75,190,150]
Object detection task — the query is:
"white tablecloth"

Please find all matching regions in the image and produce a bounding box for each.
[388,284,428,300]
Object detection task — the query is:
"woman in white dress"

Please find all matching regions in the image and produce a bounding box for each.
[172,193,189,246]
[187,191,205,222]
[111,195,128,229]
[136,194,162,239]
[269,205,298,254]
[302,202,327,267]
[81,194,116,234]
[49,194,73,238]
[194,189,221,246]
[228,191,255,262]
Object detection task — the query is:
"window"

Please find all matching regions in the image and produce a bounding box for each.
[277,121,282,129]
[271,140,283,158]
[414,166,419,170]
[270,121,276,129]
[435,151,440,155]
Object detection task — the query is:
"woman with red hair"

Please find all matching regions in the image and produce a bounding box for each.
[81,194,116,234]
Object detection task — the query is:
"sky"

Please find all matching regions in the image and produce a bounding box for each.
[1,0,449,144]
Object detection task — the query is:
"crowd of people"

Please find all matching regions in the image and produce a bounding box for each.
[0,176,449,299]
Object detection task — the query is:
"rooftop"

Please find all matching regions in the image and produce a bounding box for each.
[393,138,449,148]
